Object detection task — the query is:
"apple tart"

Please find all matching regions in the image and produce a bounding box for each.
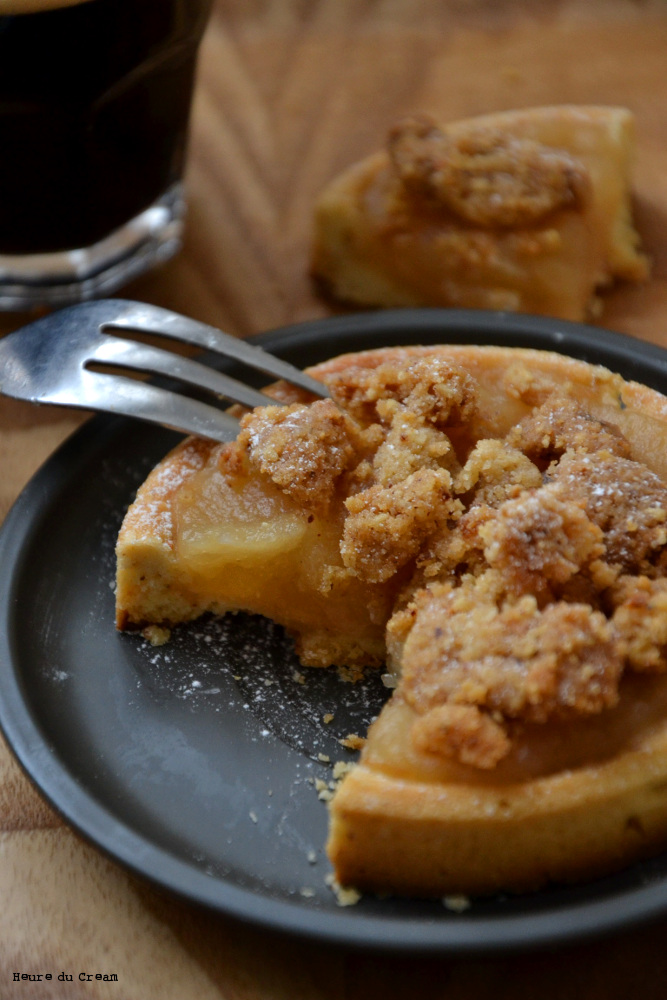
[116,343,667,897]
[311,105,649,321]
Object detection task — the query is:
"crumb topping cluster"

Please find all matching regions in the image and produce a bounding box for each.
[386,114,591,228]
[235,355,667,770]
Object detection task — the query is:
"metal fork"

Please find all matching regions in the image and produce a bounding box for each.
[0,299,329,442]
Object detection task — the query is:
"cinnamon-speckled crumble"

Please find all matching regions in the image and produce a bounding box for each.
[387,114,591,228]
[238,399,367,513]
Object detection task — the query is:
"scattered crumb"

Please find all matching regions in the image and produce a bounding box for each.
[315,779,334,802]
[323,713,334,724]
[339,733,366,750]
[299,886,316,898]
[325,873,362,907]
[332,760,354,780]
[249,811,258,823]
[337,664,365,683]
[142,624,171,646]
[317,753,331,763]
[443,894,471,912]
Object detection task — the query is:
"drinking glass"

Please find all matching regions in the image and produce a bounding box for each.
[0,0,212,308]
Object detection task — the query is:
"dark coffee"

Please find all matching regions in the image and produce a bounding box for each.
[0,0,211,254]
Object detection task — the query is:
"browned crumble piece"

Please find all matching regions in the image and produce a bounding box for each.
[454,438,542,508]
[387,114,591,228]
[417,503,496,588]
[401,583,623,736]
[478,486,605,603]
[411,702,511,770]
[384,602,418,673]
[327,357,479,430]
[341,468,461,583]
[238,399,365,511]
[553,559,615,610]
[376,359,478,429]
[550,451,667,574]
[324,368,381,427]
[588,559,621,593]
[507,397,632,466]
[611,576,667,672]
[372,407,459,486]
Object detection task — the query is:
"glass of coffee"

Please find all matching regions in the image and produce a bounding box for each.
[0,0,212,309]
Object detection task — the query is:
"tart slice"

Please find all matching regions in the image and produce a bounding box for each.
[116,343,667,897]
[311,106,649,321]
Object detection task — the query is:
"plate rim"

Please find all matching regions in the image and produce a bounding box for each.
[3,306,667,954]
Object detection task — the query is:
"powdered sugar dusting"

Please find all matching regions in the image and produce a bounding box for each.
[131,611,389,762]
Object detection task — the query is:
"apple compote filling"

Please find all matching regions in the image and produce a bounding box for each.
[171,459,395,668]
[174,463,310,571]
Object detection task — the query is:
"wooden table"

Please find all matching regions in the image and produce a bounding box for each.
[3,1,667,995]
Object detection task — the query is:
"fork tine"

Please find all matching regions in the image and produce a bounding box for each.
[91,334,282,411]
[54,369,242,443]
[105,300,331,399]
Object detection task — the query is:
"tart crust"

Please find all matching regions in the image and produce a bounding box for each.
[329,681,667,896]
[116,344,667,897]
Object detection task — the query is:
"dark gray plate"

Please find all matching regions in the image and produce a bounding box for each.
[4,307,667,954]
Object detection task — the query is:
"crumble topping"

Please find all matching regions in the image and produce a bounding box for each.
[454,438,542,508]
[387,114,591,228]
[610,576,667,672]
[238,399,365,512]
[341,468,461,583]
[401,586,622,768]
[333,358,667,764]
[372,408,459,486]
[550,451,667,574]
[410,701,511,770]
[326,356,478,430]
[208,354,667,769]
[506,396,633,465]
[477,487,606,603]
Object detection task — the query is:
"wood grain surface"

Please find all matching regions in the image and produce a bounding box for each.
[3,1,667,996]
